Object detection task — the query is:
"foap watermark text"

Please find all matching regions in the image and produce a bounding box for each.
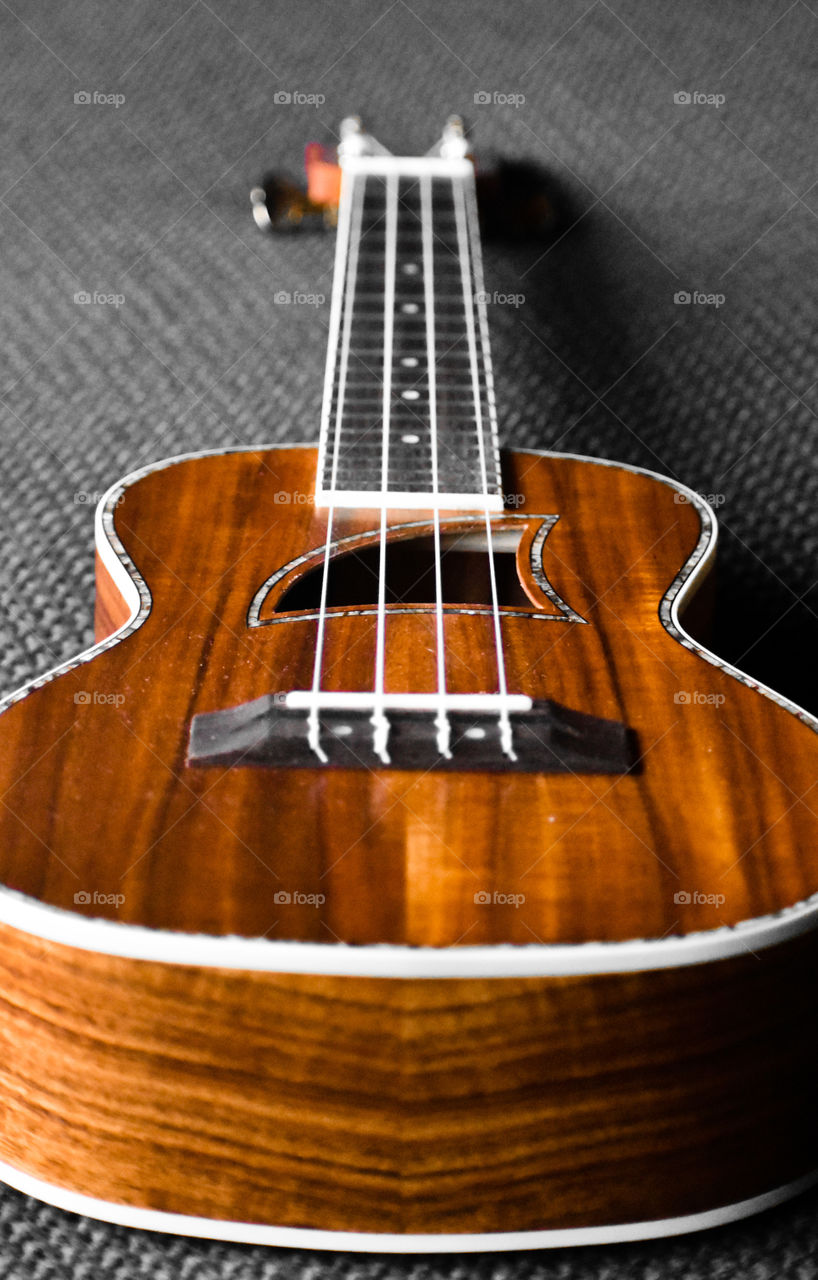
[74,690,125,708]
[674,290,725,309]
[474,890,525,908]
[474,91,525,109]
[674,890,726,906]
[75,290,125,308]
[74,90,125,108]
[674,691,725,707]
[674,90,725,108]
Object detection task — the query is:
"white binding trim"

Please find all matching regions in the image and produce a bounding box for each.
[0,1157,814,1252]
[0,444,816,978]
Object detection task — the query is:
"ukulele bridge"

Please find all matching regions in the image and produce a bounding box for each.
[187,693,633,774]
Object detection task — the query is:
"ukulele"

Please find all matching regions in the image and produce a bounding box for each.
[0,115,816,1253]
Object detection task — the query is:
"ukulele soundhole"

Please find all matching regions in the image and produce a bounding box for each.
[277,535,529,611]
[248,515,586,625]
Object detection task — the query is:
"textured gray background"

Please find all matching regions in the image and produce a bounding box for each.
[1,0,817,1275]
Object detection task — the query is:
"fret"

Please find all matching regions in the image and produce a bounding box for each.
[328,439,488,452]
[316,157,502,512]
[346,296,468,307]
[337,349,475,359]
[337,417,489,432]
[331,378,493,392]
[332,393,492,404]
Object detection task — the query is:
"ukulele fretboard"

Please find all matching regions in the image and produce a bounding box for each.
[316,157,503,510]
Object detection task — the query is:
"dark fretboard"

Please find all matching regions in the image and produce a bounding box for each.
[316,157,502,509]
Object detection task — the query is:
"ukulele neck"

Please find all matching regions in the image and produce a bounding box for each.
[315,143,503,512]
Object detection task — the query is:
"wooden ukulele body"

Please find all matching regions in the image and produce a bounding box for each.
[0,443,816,1249]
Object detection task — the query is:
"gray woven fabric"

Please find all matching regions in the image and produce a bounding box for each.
[2,1186,818,1280]
[0,0,816,1274]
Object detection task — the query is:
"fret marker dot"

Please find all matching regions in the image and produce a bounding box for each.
[401,433,420,444]
[402,263,419,275]
[401,302,419,314]
[400,357,419,367]
[465,727,486,740]
[402,389,420,400]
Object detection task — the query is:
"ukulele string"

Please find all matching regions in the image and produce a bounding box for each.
[308,171,366,762]
[452,172,516,761]
[371,172,399,764]
[421,174,452,759]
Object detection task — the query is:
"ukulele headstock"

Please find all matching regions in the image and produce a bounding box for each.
[250,114,565,241]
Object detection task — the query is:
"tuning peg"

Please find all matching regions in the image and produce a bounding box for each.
[427,115,471,160]
[338,117,391,158]
[249,142,341,232]
[250,124,568,241]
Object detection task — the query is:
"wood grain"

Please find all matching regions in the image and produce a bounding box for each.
[0,444,817,1236]
[0,918,816,1233]
[0,447,815,946]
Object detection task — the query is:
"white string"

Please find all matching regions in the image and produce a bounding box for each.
[372,173,398,764]
[452,175,517,760]
[308,173,366,761]
[463,174,503,500]
[420,174,451,759]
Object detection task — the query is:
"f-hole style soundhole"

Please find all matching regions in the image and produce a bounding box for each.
[277,530,531,613]
[247,516,587,627]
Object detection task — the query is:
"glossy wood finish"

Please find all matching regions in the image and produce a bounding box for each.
[1,443,817,1239]
[0,917,816,1233]
[0,447,816,947]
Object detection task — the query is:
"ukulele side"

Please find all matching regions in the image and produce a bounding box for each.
[0,444,816,1249]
